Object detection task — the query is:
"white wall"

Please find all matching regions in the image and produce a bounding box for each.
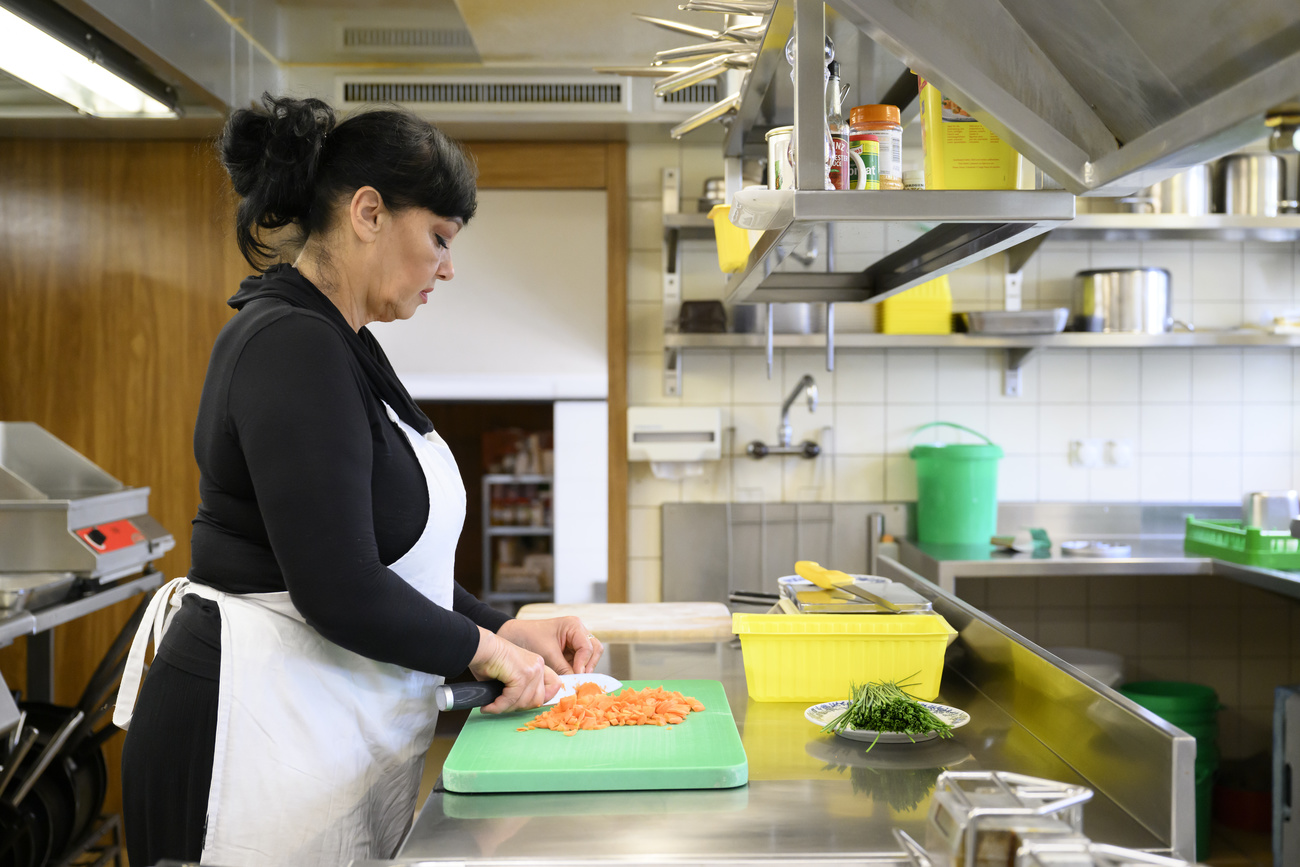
[371,189,608,400]
[624,141,1300,601]
[553,400,609,603]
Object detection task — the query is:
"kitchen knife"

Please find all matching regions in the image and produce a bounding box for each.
[794,560,905,612]
[434,673,622,712]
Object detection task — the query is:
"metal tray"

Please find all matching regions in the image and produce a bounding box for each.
[963,308,1070,335]
[0,573,78,611]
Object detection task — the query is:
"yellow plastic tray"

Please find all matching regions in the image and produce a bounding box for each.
[732,612,956,703]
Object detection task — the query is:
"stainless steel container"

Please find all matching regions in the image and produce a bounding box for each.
[731,302,827,334]
[1072,268,1181,333]
[963,308,1069,335]
[1121,165,1213,215]
[1219,154,1286,216]
[1242,490,1299,530]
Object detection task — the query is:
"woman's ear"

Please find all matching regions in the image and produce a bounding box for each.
[348,186,387,243]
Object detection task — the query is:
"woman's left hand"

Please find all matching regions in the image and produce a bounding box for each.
[496,617,603,675]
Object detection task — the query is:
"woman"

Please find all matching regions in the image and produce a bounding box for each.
[113,94,602,867]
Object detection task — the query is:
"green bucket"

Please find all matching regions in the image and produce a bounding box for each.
[909,422,1003,546]
[1120,681,1220,861]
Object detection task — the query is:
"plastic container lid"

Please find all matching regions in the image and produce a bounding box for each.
[850,104,901,126]
[903,169,926,189]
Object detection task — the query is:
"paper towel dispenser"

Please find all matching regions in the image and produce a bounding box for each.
[627,408,722,463]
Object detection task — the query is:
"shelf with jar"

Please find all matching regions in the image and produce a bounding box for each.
[482,474,553,613]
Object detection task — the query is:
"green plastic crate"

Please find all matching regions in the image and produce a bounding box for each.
[1183,516,1300,570]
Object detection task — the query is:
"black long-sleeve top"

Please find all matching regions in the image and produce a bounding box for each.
[185,265,508,677]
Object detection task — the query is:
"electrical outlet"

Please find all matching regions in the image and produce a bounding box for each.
[1105,439,1134,468]
[1069,439,1104,469]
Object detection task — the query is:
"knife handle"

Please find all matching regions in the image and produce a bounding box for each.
[435,680,505,712]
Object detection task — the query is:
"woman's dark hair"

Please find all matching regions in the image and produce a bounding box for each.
[218,93,478,270]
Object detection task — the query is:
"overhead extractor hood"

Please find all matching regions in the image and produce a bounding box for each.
[717,0,1300,305]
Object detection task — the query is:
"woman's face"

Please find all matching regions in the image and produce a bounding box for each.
[366,206,462,324]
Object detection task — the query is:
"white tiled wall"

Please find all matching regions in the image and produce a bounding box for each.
[625,143,1300,601]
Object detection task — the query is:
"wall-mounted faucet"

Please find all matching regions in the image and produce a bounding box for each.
[747,374,821,459]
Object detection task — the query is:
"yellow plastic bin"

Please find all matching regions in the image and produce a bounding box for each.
[707,204,756,273]
[879,275,953,334]
[732,612,957,702]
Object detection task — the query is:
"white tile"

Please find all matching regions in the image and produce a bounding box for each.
[679,145,727,203]
[1039,404,1091,456]
[730,456,784,502]
[1140,455,1191,502]
[1089,351,1141,403]
[783,453,835,501]
[936,349,989,402]
[680,458,731,503]
[628,301,663,353]
[833,303,877,333]
[1190,455,1242,503]
[628,250,662,302]
[989,352,1039,402]
[935,404,990,442]
[947,258,991,309]
[988,404,1039,455]
[730,404,783,457]
[1089,465,1141,502]
[1242,301,1291,329]
[997,454,1038,501]
[1294,350,1300,403]
[1242,243,1294,302]
[1139,404,1192,455]
[629,198,663,252]
[681,351,732,405]
[1089,242,1143,272]
[627,558,663,603]
[1190,349,1243,404]
[679,247,731,300]
[1191,241,1243,301]
[1142,241,1193,320]
[835,350,887,402]
[628,352,682,406]
[627,142,681,199]
[628,507,662,558]
[628,462,681,507]
[733,351,785,403]
[1190,404,1243,454]
[1038,248,1090,307]
[1192,301,1245,330]
[1241,404,1291,454]
[1140,350,1192,403]
[834,456,886,501]
[885,350,937,403]
[1038,349,1089,404]
[1242,454,1293,493]
[784,350,834,403]
[1037,453,1090,501]
[1090,404,1141,441]
[834,405,886,454]
[884,455,918,500]
[1242,350,1291,403]
[886,222,926,252]
[886,404,939,453]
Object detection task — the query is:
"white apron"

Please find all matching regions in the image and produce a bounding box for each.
[115,402,466,867]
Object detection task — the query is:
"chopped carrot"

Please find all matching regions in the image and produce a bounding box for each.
[518,685,706,735]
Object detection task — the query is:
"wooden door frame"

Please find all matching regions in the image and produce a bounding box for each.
[466,142,628,603]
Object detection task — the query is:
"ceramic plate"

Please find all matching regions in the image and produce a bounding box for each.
[805,700,970,743]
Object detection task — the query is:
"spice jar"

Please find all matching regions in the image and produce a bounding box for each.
[850,104,903,190]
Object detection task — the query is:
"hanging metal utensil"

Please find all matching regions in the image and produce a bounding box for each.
[594,65,694,77]
[670,92,740,139]
[633,14,721,40]
[654,41,751,64]
[680,0,774,14]
[654,55,732,97]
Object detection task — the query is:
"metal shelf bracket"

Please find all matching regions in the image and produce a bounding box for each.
[665,347,682,396]
[1003,347,1035,397]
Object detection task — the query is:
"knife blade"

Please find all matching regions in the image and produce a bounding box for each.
[434,672,622,712]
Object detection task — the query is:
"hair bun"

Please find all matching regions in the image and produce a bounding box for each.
[219,93,336,223]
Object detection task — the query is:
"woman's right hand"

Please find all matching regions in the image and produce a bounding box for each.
[468,626,560,714]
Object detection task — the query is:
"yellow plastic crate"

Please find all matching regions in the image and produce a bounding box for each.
[879,274,952,334]
[707,204,754,273]
[731,612,956,703]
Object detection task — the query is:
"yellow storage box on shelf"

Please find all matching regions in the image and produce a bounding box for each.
[707,204,757,273]
[731,612,957,703]
[879,274,953,334]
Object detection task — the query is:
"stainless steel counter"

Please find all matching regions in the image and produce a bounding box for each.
[386,562,1195,866]
[899,537,1300,601]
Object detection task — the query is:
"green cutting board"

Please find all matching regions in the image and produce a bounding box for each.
[441,679,747,793]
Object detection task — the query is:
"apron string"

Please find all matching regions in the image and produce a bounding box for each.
[112,576,191,730]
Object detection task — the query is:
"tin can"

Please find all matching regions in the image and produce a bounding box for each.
[765,126,795,190]
[849,137,880,190]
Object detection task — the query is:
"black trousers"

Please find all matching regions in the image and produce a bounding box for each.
[121,597,222,866]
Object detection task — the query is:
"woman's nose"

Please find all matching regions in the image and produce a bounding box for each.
[438,252,454,282]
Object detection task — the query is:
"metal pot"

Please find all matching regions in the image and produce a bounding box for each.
[1120,165,1212,215]
[1218,153,1286,216]
[1072,268,1190,333]
[731,302,827,334]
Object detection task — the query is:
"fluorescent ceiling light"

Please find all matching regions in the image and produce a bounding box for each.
[0,4,175,118]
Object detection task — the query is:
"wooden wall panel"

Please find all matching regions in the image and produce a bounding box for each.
[0,138,247,815]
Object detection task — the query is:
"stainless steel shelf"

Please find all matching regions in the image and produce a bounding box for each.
[483,474,552,485]
[666,330,1300,350]
[1051,213,1300,242]
[723,189,1076,305]
[485,526,552,536]
[0,570,163,649]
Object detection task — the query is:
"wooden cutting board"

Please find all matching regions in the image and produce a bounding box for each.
[440,679,747,793]
[515,602,733,642]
